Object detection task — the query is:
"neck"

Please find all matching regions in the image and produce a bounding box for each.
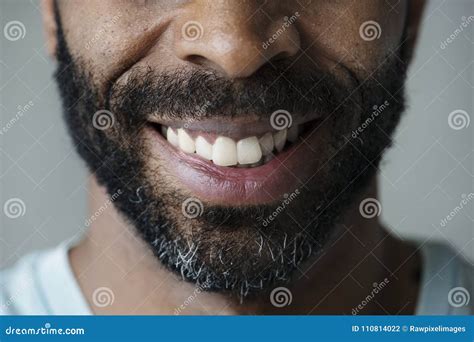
[69,176,419,315]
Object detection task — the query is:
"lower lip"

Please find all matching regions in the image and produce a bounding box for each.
[144,124,322,205]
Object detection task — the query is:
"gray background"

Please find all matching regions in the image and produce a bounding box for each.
[1,0,473,268]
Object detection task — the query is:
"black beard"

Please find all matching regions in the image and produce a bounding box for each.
[53,5,408,299]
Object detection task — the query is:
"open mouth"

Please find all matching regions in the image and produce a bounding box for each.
[145,117,324,205]
[153,123,303,168]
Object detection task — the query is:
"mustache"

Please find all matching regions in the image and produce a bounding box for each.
[107,60,361,125]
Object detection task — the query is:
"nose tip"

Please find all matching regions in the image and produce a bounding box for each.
[175,17,300,79]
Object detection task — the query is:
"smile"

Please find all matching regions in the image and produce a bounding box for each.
[145,116,324,205]
[160,124,299,168]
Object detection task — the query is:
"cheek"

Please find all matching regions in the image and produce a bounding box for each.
[58,0,406,92]
[299,1,407,75]
[59,1,176,92]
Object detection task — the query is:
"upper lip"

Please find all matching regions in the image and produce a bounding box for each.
[148,113,321,139]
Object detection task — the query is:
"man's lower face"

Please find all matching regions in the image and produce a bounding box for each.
[55,17,407,297]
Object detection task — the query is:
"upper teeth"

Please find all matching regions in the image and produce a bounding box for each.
[162,126,299,167]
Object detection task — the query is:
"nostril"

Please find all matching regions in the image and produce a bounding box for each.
[183,54,230,77]
[270,51,294,63]
[186,54,208,66]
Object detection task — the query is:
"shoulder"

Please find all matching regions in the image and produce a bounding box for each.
[1,242,91,315]
[0,251,49,314]
[416,242,473,315]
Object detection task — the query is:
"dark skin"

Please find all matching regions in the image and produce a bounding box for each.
[42,0,425,314]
